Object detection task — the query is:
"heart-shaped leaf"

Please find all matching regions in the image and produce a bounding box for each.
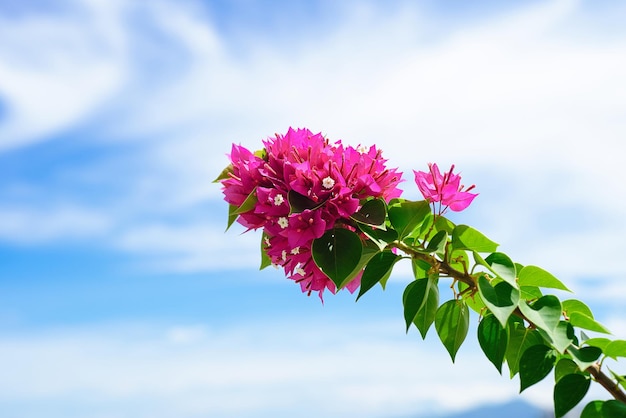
[311,228,362,288]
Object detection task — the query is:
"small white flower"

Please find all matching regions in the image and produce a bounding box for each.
[264,237,271,246]
[281,250,287,262]
[322,176,335,189]
[290,247,300,255]
[357,144,369,154]
[273,194,284,206]
[278,217,289,229]
[295,266,306,276]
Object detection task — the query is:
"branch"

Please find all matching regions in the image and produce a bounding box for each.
[587,363,626,404]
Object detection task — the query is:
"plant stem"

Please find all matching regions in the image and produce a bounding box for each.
[389,240,626,405]
[587,363,626,404]
[389,240,476,290]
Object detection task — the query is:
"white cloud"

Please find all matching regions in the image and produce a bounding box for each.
[0,318,559,418]
[0,0,128,151]
[2,0,626,291]
[115,220,263,272]
[0,205,112,244]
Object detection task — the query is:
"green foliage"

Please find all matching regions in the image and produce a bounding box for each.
[308,205,626,411]
[403,277,438,333]
[582,400,604,418]
[413,282,439,339]
[477,275,519,327]
[425,230,447,255]
[311,228,362,288]
[388,200,431,239]
[518,295,562,335]
[288,190,323,213]
[477,313,508,374]
[506,317,543,377]
[260,232,271,270]
[435,299,470,362]
[358,251,400,300]
[518,265,571,292]
[568,345,602,371]
[451,225,498,253]
[224,184,626,413]
[554,373,590,417]
[484,252,517,287]
[519,344,557,392]
[555,358,583,382]
[351,198,387,227]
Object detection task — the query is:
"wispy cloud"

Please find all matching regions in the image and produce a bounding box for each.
[0,318,554,418]
[1,0,626,293]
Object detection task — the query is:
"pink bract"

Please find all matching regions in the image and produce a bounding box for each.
[413,163,477,213]
[219,127,403,300]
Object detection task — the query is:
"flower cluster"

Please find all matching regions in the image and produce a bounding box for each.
[219,127,403,299]
[414,163,478,214]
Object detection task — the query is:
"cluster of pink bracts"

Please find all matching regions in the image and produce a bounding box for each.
[219,127,476,299]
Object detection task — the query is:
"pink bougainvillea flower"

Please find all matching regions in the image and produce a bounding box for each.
[413,163,477,213]
[219,127,404,300]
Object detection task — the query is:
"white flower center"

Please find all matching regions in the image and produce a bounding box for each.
[322,176,335,189]
[278,217,289,229]
[357,144,369,154]
[295,265,306,276]
[290,247,300,255]
[273,194,284,206]
[281,250,287,262]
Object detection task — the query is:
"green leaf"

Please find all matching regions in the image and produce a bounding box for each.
[605,340,626,360]
[478,276,519,328]
[226,204,238,231]
[554,373,590,418]
[568,345,602,371]
[602,400,626,418]
[357,252,400,301]
[311,228,362,288]
[477,313,508,374]
[434,215,455,233]
[413,281,439,339]
[520,285,543,301]
[435,299,470,362]
[539,321,575,354]
[388,200,431,239]
[563,299,594,318]
[484,252,517,287]
[288,190,324,213]
[403,278,437,332]
[213,163,233,183]
[585,338,612,352]
[519,344,556,392]
[426,230,448,254]
[260,232,271,270]
[411,258,430,280]
[569,312,611,334]
[518,265,571,292]
[235,187,258,214]
[358,223,398,250]
[581,401,604,418]
[610,369,626,390]
[451,225,499,253]
[555,358,582,382]
[351,198,387,227]
[506,317,543,377]
[518,295,562,335]
[350,242,380,285]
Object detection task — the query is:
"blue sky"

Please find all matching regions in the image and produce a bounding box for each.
[1,0,626,417]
